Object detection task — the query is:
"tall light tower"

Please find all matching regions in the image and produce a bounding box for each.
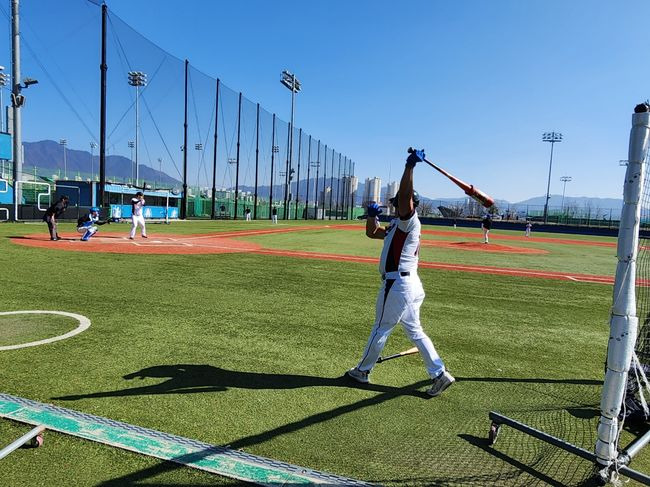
[157,157,162,187]
[128,140,135,182]
[0,66,8,132]
[560,175,572,213]
[542,131,562,223]
[128,70,147,185]
[59,139,67,180]
[280,70,301,219]
[90,141,97,180]
[195,143,203,187]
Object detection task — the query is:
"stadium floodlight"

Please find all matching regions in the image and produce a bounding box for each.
[128,71,147,185]
[542,131,563,224]
[560,175,572,213]
[90,142,97,181]
[128,141,135,181]
[59,139,67,180]
[281,70,301,220]
[0,66,8,132]
[22,77,38,87]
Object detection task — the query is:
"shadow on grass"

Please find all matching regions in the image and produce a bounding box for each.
[456,376,602,386]
[53,364,431,401]
[86,369,430,487]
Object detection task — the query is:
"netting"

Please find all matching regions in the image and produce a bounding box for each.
[0,1,356,220]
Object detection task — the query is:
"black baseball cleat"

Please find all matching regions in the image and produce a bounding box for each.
[345,367,370,384]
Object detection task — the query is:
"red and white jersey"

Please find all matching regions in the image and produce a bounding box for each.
[131,198,145,217]
[379,211,421,275]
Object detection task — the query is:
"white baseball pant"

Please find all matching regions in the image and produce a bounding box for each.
[356,274,445,378]
[130,214,147,238]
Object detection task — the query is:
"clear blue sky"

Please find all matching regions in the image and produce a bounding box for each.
[3,0,650,202]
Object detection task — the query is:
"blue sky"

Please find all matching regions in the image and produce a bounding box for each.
[3,0,650,202]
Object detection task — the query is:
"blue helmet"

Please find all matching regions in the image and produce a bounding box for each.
[90,207,100,214]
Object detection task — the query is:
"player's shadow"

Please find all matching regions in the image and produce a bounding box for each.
[455,376,602,386]
[53,364,430,401]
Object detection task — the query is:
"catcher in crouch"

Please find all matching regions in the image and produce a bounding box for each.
[346,148,455,397]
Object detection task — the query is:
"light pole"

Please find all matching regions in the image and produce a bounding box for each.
[128,70,147,186]
[310,161,320,219]
[128,140,134,182]
[280,70,301,219]
[0,66,8,132]
[560,175,572,214]
[157,157,162,187]
[195,143,203,190]
[271,144,278,205]
[542,131,562,224]
[90,142,97,181]
[59,139,67,180]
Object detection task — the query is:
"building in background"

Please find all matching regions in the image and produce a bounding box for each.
[385,181,398,215]
[363,177,381,206]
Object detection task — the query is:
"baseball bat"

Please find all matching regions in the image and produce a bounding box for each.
[407,148,495,208]
[377,346,419,364]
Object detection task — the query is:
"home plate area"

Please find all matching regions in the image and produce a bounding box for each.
[11,233,262,255]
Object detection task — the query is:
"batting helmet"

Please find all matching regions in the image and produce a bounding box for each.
[90,207,100,213]
[389,190,420,210]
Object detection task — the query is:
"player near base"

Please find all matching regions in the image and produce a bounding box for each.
[346,149,455,397]
[77,207,111,241]
[481,214,492,243]
[129,191,147,239]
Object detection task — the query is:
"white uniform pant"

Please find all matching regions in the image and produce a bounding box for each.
[130,214,147,238]
[357,275,445,378]
[482,226,490,243]
[77,225,98,240]
[272,215,278,224]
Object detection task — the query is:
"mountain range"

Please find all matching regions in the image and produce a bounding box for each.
[21,140,624,211]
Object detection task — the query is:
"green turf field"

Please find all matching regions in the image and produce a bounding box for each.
[0,220,645,486]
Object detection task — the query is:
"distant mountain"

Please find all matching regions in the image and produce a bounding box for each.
[513,195,623,211]
[23,140,181,186]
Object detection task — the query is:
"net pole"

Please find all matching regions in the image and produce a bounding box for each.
[329,148,334,219]
[254,102,259,220]
[336,153,341,220]
[181,59,188,220]
[314,140,320,220]
[99,3,107,210]
[210,79,220,220]
[321,144,327,220]
[596,103,650,474]
[269,114,275,220]
[234,92,242,220]
[294,128,301,220]
[305,135,311,220]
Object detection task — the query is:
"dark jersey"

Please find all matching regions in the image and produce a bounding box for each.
[44,200,68,218]
[482,217,492,230]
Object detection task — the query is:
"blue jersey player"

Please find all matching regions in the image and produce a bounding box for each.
[77,207,110,241]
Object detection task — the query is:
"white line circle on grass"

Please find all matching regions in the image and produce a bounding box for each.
[0,310,91,351]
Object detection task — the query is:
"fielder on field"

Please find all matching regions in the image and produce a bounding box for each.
[77,207,111,241]
[481,214,492,244]
[129,191,147,239]
[346,149,455,397]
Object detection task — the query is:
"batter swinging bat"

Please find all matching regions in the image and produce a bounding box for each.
[407,148,495,208]
[377,346,419,364]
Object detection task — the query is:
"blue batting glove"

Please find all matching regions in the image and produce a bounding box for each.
[406,148,425,167]
[367,203,382,218]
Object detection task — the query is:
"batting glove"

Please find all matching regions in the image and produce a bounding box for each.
[406,148,425,168]
[367,203,383,218]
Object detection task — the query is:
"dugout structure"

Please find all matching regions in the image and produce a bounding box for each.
[488,103,650,485]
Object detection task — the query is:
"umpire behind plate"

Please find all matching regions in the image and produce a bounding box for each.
[345,148,455,397]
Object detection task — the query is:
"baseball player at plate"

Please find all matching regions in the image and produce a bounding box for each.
[346,148,455,397]
[129,191,147,239]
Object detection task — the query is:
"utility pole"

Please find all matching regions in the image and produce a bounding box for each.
[542,131,563,224]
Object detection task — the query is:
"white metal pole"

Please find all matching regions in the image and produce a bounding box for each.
[0,425,44,460]
[596,105,650,475]
[135,85,139,185]
[11,0,22,220]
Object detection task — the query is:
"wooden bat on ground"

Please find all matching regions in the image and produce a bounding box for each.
[407,148,495,208]
[377,346,419,364]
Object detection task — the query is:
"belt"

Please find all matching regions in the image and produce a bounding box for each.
[382,271,411,280]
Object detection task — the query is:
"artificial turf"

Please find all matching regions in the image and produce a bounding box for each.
[0,220,645,486]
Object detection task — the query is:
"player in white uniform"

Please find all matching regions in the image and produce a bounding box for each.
[346,149,455,397]
[129,191,148,239]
